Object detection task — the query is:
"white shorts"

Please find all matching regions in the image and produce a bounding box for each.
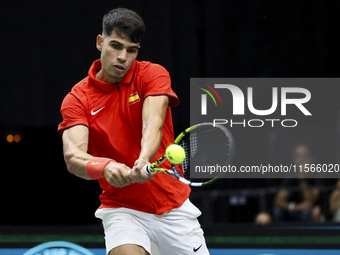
[95,199,210,255]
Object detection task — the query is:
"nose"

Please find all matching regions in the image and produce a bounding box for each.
[117,49,127,62]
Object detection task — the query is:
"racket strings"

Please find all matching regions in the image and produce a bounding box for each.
[180,124,233,182]
[181,141,190,171]
[189,132,198,156]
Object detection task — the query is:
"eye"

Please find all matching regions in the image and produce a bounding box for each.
[111,43,123,50]
[127,48,138,54]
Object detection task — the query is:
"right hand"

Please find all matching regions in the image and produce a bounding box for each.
[103,161,133,188]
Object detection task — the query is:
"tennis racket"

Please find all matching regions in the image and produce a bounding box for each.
[143,122,234,186]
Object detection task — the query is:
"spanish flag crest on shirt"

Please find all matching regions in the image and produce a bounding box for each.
[129,92,140,105]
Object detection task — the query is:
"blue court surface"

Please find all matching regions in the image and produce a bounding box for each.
[209,249,340,255]
[2,248,340,255]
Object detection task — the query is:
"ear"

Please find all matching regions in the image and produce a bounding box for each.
[96,35,103,51]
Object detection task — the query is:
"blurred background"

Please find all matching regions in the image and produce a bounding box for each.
[2,0,340,232]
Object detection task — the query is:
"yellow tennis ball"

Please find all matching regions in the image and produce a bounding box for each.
[165,144,185,164]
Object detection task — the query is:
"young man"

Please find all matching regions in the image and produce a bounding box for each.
[274,144,321,222]
[58,8,209,255]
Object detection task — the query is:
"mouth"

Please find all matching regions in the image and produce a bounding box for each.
[114,64,125,71]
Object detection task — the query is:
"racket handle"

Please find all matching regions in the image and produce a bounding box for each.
[142,164,152,174]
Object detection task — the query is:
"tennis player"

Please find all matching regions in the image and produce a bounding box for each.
[58,8,209,255]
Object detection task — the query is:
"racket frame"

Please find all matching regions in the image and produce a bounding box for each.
[143,123,234,186]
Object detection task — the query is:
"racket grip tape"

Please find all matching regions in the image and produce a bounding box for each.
[142,164,152,174]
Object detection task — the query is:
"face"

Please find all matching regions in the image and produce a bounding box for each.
[96,31,140,84]
[293,144,314,166]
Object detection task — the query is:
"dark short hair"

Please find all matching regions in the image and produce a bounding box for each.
[102,8,145,43]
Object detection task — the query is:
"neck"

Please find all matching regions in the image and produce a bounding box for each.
[96,70,121,85]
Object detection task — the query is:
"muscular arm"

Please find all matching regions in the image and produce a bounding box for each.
[133,95,169,172]
[274,189,290,210]
[329,179,340,215]
[62,125,93,179]
[275,182,318,212]
[300,180,320,205]
[62,125,133,187]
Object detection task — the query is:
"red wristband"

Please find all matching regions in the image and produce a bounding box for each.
[86,157,114,180]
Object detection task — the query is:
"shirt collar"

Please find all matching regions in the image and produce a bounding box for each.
[88,59,137,93]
